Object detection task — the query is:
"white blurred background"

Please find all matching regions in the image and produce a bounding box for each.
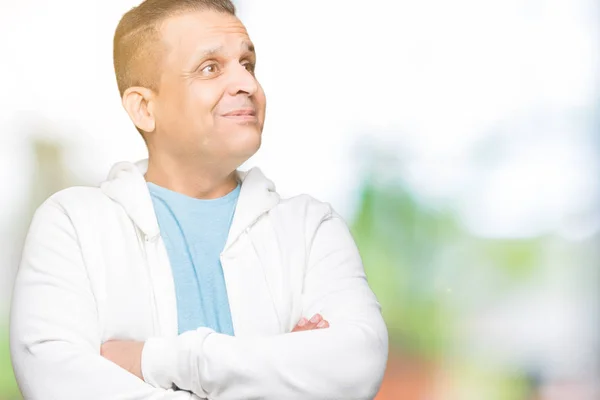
[0,1,598,399]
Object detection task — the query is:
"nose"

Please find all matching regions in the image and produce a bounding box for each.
[226,63,259,97]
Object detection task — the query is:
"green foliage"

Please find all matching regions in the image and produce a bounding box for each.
[0,327,20,399]
[477,239,545,282]
[350,177,544,360]
[351,181,458,358]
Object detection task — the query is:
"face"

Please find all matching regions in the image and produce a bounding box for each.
[150,10,266,167]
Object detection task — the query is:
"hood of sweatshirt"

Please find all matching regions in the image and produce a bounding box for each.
[99,159,280,252]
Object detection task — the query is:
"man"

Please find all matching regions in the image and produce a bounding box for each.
[9,0,388,399]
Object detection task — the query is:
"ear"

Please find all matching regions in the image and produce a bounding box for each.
[122,86,156,133]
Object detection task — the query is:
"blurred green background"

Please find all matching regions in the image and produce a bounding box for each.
[1,0,598,399]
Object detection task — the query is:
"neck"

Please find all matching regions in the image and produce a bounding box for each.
[144,153,239,200]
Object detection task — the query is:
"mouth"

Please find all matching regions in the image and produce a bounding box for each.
[222,109,258,122]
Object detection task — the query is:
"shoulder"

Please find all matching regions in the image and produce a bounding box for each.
[271,193,348,235]
[44,186,109,212]
[33,186,115,226]
[276,193,331,218]
[24,187,108,244]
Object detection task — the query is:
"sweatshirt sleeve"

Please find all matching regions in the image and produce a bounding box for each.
[141,209,389,400]
[9,199,202,400]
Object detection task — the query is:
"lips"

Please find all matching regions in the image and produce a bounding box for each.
[222,108,256,117]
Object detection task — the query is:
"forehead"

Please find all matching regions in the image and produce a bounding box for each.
[159,10,250,60]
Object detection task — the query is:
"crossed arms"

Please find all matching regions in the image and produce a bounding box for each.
[10,200,388,399]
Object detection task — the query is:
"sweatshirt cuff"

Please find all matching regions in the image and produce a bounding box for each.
[142,327,214,397]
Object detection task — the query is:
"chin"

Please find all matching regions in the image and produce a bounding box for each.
[230,126,262,158]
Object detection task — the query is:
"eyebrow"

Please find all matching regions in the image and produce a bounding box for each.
[193,45,224,60]
[193,40,255,61]
[241,40,255,54]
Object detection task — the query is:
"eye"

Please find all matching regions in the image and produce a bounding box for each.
[242,61,256,74]
[199,63,220,76]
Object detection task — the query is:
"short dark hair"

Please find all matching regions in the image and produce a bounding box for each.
[113,0,236,98]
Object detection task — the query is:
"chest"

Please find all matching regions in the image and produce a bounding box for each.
[81,212,307,343]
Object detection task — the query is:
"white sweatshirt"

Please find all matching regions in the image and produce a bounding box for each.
[10,159,388,400]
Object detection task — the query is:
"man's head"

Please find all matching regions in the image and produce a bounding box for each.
[113,0,266,170]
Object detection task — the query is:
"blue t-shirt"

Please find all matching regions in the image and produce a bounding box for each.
[147,182,239,335]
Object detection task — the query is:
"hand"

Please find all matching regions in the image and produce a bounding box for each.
[101,340,145,380]
[291,313,330,332]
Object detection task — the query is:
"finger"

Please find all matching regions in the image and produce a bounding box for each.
[297,314,321,331]
[291,317,308,332]
[300,319,328,331]
[292,315,320,332]
[291,314,328,332]
[302,314,323,330]
[299,318,329,332]
[316,320,329,329]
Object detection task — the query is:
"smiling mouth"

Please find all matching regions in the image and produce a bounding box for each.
[221,109,258,123]
[222,109,256,117]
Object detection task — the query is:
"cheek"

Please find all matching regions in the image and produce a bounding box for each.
[255,86,267,120]
[189,81,222,119]
[256,84,267,108]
